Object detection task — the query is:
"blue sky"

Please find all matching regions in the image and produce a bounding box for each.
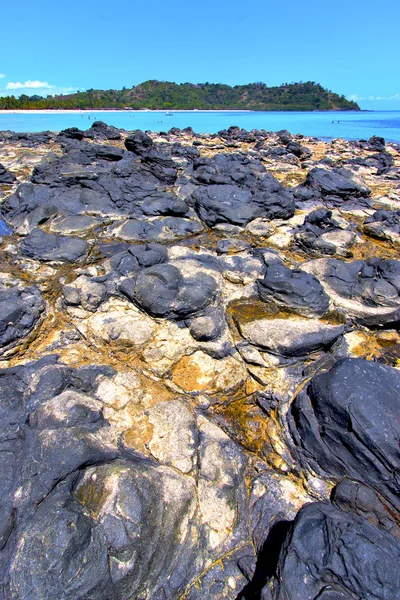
[1,0,399,109]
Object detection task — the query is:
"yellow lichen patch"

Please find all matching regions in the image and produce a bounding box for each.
[170,350,248,395]
[270,169,308,188]
[346,330,400,366]
[228,299,345,328]
[214,397,289,470]
[350,234,399,261]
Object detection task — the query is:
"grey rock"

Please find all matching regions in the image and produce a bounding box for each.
[289,358,400,511]
[304,258,400,326]
[0,163,16,184]
[189,309,225,341]
[257,263,330,317]
[238,317,344,356]
[120,263,219,319]
[0,278,45,357]
[20,228,90,262]
[265,497,400,600]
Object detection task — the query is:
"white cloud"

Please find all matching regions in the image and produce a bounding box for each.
[0,74,5,79]
[348,93,400,102]
[0,81,78,97]
[6,80,53,90]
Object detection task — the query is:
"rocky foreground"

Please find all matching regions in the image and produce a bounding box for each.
[0,122,399,599]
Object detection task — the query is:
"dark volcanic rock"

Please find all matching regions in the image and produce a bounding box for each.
[120,263,219,319]
[57,127,84,141]
[0,163,17,184]
[265,494,400,600]
[109,243,168,275]
[108,216,203,242]
[125,129,154,154]
[305,257,400,326]
[192,179,294,227]
[20,228,90,262]
[286,141,312,160]
[8,131,55,147]
[192,154,265,186]
[295,167,371,200]
[257,263,330,317]
[289,358,400,511]
[295,209,357,257]
[0,278,45,356]
[368,135,386,151]
[363,209,400,244]
[83,120,122,140]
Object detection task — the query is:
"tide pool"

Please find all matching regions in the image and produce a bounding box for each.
[0,110,400,141]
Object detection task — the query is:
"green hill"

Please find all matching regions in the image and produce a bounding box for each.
[0,80,360,111]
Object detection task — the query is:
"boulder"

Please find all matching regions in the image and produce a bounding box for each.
[0,163,17,184]
[238,317,344,356]
[83,120,122,140]
[125,129,153,154]
[19,228,90,262]
[265,494,400,600]
[0,277,45,356]
[192,181,294,227]
[257,263,330,317]
[304,258,400,326]
[289,358,400,511]
[120,263,219,319]
[296,167,371,200]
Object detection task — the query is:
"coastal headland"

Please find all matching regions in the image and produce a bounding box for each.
[0,80,359,111]
[0,121,399,599]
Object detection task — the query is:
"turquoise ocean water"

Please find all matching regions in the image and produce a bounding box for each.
[0,110,400,142]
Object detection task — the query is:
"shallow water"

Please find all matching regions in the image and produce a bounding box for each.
[0,110,400,141]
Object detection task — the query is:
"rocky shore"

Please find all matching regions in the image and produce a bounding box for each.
[0,121,399,599]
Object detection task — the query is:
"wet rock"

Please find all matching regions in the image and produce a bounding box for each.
[289,358,400,510]
[120,263,219,319]
[0,277,45,357]
[257,263,330,317]
[20,228,90,262]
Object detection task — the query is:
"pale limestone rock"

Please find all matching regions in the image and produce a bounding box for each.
[85,298,155,346]
[95,371,142,410]
[141,320,197,377]
[196,416,247,551]
[238,317,344,356]
[147,399,197,474]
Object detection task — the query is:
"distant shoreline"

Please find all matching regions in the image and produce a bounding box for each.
[0,109,254,115]
[0,109,365,115]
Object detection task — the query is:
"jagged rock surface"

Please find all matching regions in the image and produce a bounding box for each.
[0,123,399,599]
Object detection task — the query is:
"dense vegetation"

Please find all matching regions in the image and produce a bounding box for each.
[0,80,359,111]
